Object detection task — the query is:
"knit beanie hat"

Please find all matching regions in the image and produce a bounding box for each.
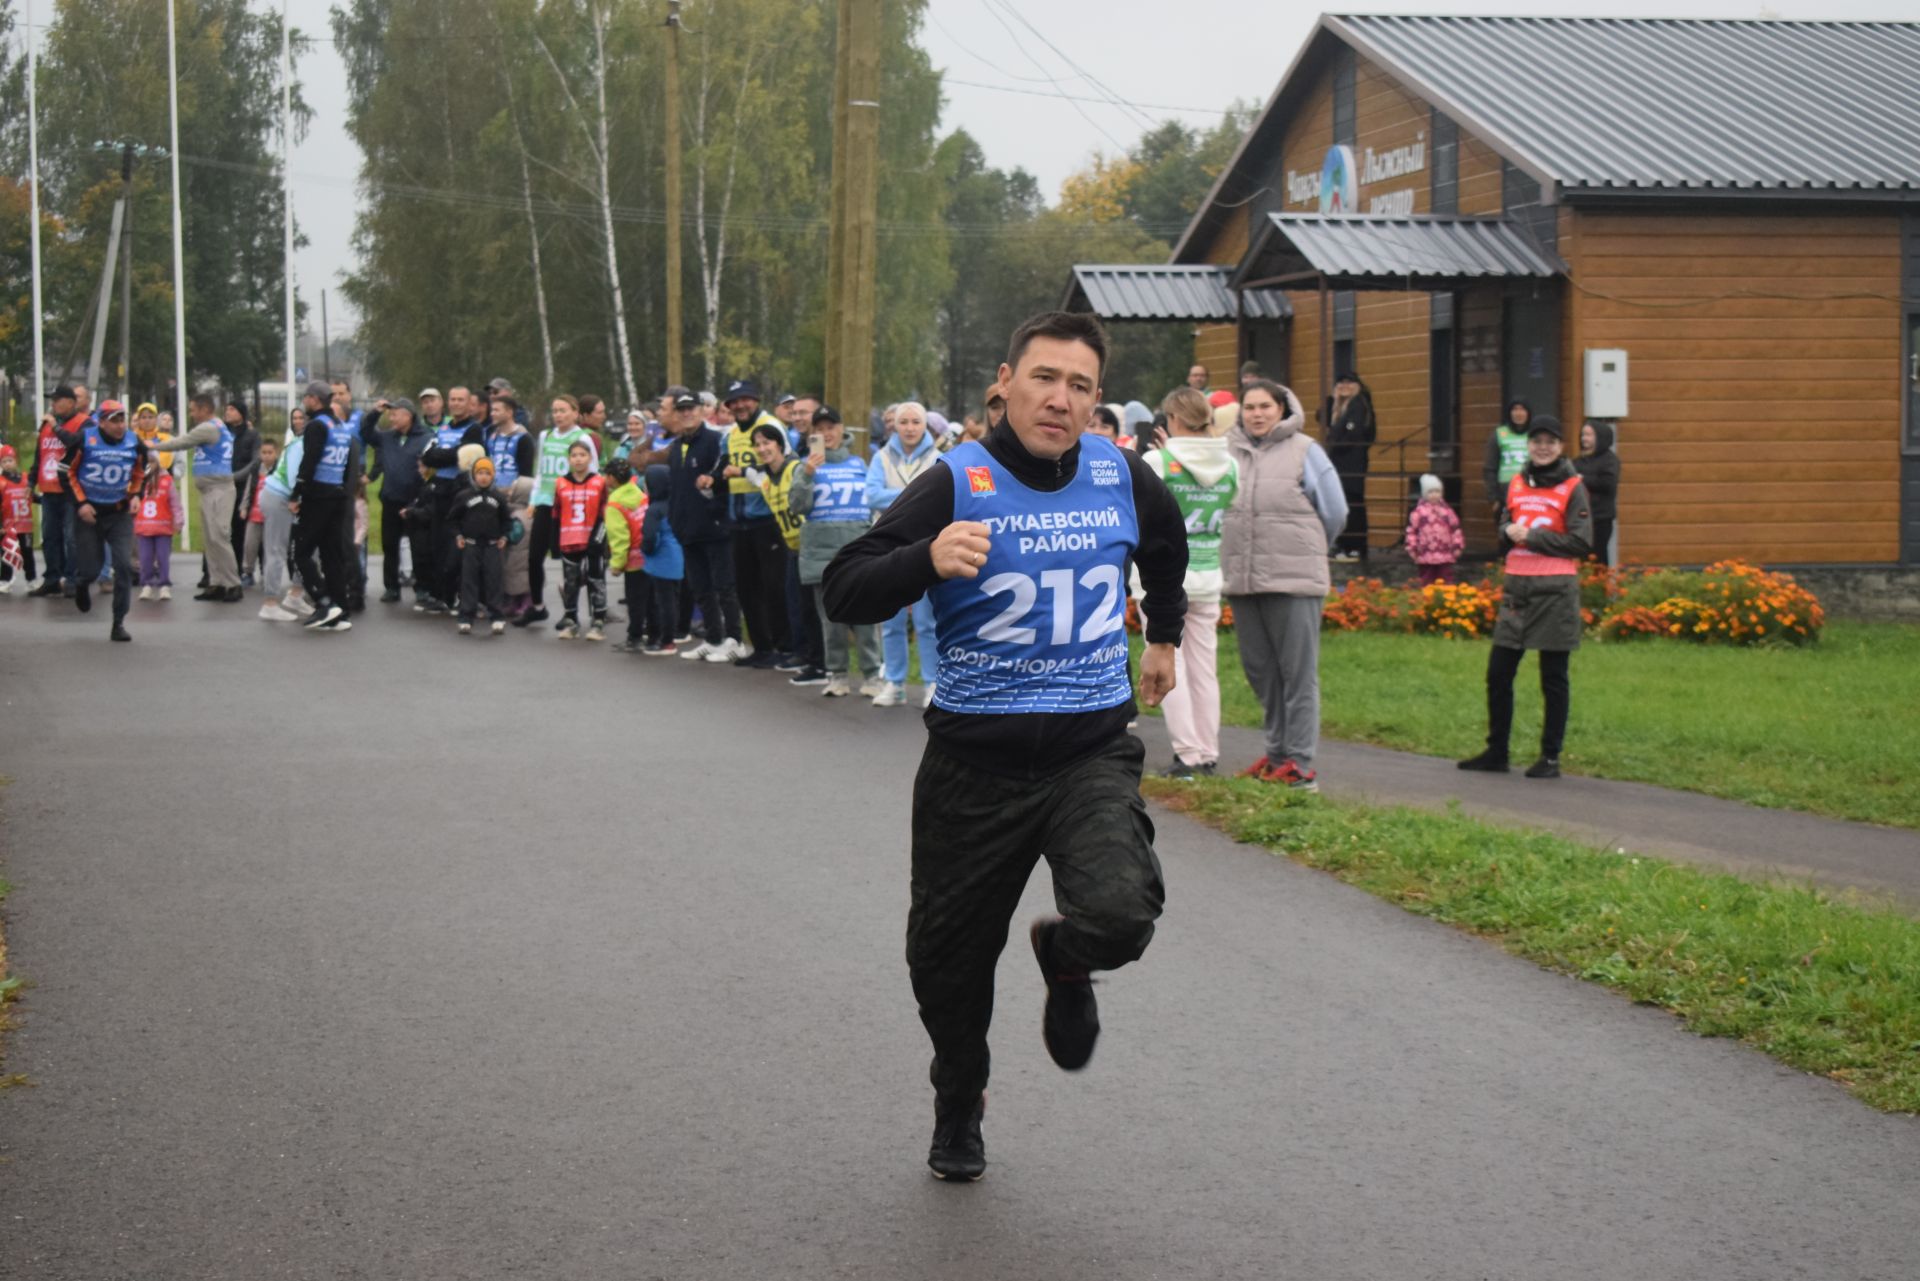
[1420,473,1444,496]
[456,443,486,472]
[472,456,495,485]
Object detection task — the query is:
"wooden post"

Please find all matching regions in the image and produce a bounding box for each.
[663,2,684,389]
[824,0,852,408]
[836,0,880,456]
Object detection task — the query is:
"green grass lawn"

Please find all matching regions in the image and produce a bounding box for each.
[1147,777,1920,1114]
[1135,620,1920,830]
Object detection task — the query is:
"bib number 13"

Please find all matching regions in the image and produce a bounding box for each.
[978,565,1124,646]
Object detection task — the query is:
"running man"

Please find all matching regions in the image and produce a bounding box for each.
[63,399,147,641]
[822,311,1189,1181]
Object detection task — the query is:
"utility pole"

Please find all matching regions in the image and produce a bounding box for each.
[663,0,684,389]
[86,143,134,394]
[824,0,850,406]
[832,0,880,455]
[118,147,134,401]
[321,288,332,384]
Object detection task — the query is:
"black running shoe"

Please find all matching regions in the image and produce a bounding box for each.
[927,1093,986,1182]
[1525,756,1561,779]
[787,666,828,687]
[304,603,343,630]
[1030,916,1098,1071]
[74,580,92,613]
[380,590,402,603]
[1457,749,1510,773]
[773,653,808,672]
[110,623,131,642]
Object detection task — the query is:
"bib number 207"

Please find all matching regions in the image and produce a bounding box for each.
[978,565,1123,646]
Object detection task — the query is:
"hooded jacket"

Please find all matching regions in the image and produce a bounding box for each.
[666,425,730,546]
[1220,411,1347,598]
[448,466,511,542]
[865,429,939,512]
[1574,422,1619,523]
[1143,435,1237,603]
[639,465,684,580]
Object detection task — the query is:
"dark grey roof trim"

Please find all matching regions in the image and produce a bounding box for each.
[1064,265,1292,322]
[1233,214,1566,290]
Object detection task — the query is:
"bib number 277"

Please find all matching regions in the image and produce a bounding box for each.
[978,565,1123,646]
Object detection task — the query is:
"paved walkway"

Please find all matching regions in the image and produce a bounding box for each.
[1133,719,1920,910]
[1,589,1917,1279]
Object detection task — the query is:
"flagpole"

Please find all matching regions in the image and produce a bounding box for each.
[165,0,192,551]
[26,0,45,424]
[281,0,296,426]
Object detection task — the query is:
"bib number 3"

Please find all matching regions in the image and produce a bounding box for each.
[978,565,1123,646]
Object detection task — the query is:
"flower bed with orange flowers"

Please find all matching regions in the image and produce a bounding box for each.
[1318,560,1824,646]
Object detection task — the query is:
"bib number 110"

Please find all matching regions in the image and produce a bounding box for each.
[978,565,1124,646]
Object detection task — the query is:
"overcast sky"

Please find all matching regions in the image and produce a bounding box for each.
[258,0,1915,332]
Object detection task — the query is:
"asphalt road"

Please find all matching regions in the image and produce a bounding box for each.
[2,589,1917,1280]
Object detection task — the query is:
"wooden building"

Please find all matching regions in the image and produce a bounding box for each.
[1067,16,1920,567]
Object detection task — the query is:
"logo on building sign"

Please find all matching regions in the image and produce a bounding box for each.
[1317,145,1357,215]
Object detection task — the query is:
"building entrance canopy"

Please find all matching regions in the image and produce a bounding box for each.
[1063,264,1292,323]
[1233,213,1565,293]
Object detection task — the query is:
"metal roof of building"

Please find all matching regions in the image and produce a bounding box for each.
[1064,265,1292,322]
[1332,15,1920,195]
[1235,215,1566,290]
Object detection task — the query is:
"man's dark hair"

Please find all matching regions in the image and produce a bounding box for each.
[188,392,217,413]
[1006,311,1108,380]
[577,393,603,417]
[1239,360,1261,381]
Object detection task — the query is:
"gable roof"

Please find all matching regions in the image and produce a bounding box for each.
[1175,15,1920,263]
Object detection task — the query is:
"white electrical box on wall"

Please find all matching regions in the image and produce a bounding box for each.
[1584,348,1629,418]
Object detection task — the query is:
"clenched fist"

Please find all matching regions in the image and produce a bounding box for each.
[930,520,992,580]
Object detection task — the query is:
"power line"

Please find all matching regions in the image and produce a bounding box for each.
[942,77,1234,117]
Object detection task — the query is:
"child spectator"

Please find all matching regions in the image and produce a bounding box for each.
[133,457,186,600]
[637,464,684,654]
[1406,473,1464,586]
[1,447,35,592]
[241,439,278,587]
[602,458,650,652]
[451,454,511,634]
[553,440,609,641]
[502,475,536,620]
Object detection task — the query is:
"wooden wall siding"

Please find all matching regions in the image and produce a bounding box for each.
[1566,210,1903,565]
[1279,67,1336,213]
[1205,205,1252,269]
[1288,289,1325,420]
[1457,132,1504,216]
[1352,291,1434,545]
[1192,325,1239,389]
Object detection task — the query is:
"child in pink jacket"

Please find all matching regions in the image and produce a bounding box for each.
[1406,473,1463,585]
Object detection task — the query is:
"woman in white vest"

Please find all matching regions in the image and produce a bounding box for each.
[1219,379,1347,791]
[1141,388,1238,778]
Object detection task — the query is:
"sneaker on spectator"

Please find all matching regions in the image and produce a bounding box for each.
[1272,758,1319,791]
[584,622,606,642]
[773,653,808,672]
[673,632,696,645]
[705,637,745,663]
[788,666,827,686]
[871,681,906,707]
[643,640,679,656]
[284,594,314,618]
[457,621,472,635]
[158,586,172,600]
[490,620,506,635]
[823,674,851,697]
[679,640,713,660]
[258,601,298,623]
[859,675,887,699]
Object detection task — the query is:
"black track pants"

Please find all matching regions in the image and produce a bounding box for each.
[907,733,1164,1102]
[1485,644,1571,759]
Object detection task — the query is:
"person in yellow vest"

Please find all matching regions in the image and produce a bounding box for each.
[1460,414,1592,780]
[1481,399,1533,521]
[718,381,793,666]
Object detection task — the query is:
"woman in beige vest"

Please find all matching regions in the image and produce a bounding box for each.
[1219,379,1348,791]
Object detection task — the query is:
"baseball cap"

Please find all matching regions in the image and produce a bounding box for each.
[775,393,796,408]
[1526,414,1564,441]
[487,377,514,393]
[99,399,127,419]
[418,387,442,400]
[303,380,333,402]
[1208,389,1237,409]
[811,404,842,426]
[697,391,717,408]
[723,379,760,405]
[52,385,77,402]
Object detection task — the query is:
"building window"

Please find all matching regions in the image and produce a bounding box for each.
[1431,110,1458,215]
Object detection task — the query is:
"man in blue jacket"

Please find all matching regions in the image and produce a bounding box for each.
[364,396,433,603]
